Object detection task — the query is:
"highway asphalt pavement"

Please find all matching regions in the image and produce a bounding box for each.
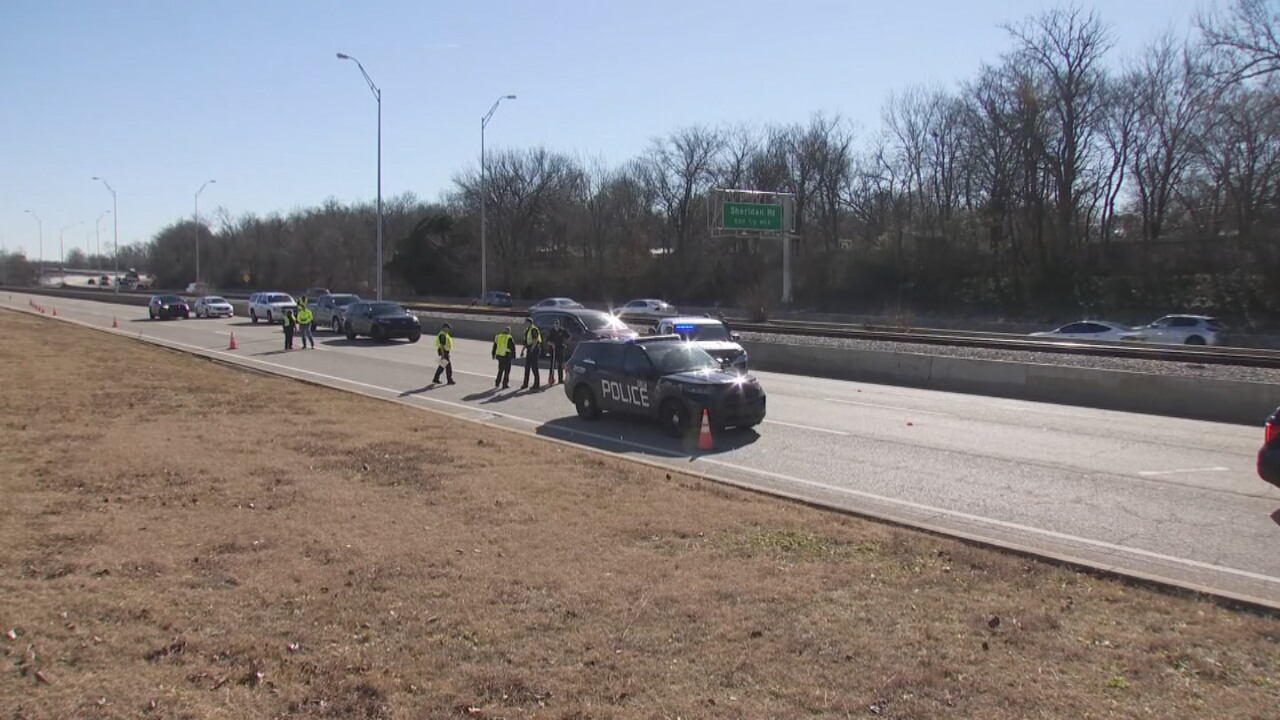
[5,291,1280,607]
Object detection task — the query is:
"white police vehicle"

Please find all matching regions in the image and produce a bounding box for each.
[654,316,748,371]
[563,336,766,437]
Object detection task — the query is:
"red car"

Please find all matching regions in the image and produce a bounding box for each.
[1258,408,1280,490]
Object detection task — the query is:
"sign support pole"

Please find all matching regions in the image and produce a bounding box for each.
[781,196,793,304]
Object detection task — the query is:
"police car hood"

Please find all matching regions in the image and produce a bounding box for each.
[689,340,743,355]
[662,368,746,385]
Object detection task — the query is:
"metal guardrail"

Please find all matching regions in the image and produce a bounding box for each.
[9,285,1280,370]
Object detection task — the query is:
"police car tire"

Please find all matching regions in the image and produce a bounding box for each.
[250,310,258,324]
[660,399,690,438]
[574,386,601,420]
[345,323,356,341]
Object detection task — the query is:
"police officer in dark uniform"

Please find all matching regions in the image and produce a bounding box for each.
[547,319,570,385]
[520,318,543,390]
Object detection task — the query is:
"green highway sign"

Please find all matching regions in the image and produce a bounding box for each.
[722,201,782,231]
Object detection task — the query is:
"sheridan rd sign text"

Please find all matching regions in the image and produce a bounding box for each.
[722,202,783,231]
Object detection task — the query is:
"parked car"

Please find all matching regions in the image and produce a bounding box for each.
[148,294,190,320]
[312,293,361,332]
[1137,315,1224,345]
[1258,407,1280,490]
[343,301,422,343]
[562,336,766,436]
[301,287,331,304]
[615,298,678,321]
[248,292,298,324]
[531,297,584,310]
[478,290,513,307]
[1030,321,1145,342]
[193,295,234,318]
[531,307,637,361]
[655,316,749,371]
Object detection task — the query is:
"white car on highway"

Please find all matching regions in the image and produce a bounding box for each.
[615,298,678,320]
[1136,315,1224,346]
[1030,321,1145,342]
[248,292,298,324]
[193,295,234,318]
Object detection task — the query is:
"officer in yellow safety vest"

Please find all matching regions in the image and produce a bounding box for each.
[520,318,543,390]
[492,325,516,389]
[432,322,455,385]
[296,300,315,349]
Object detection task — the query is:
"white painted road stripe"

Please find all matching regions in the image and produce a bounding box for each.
[764,419,849,436]
[1139,467,1231,476]
[824,397,951,416]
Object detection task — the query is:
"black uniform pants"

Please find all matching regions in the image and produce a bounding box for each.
[495,356,512,387]
[522,345,541,388]
[433,352,454,383]
[550,344,566,383]
[284,326,294,350]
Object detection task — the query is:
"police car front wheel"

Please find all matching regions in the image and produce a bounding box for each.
[660,399,691,438]
[574,386,601,420]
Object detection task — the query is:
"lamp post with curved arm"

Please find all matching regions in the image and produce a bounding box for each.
[336,52,383,300]
[91,177,119,292]
[480,94,516,302]
[194,179,216,286]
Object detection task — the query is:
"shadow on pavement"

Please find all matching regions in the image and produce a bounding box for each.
[399,385,442,397]
[534,415,759,458]
[321,338,421,348]
[253,349,297,356]
[1271,509,1280,528]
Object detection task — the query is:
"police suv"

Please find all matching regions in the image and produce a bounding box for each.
[654,316,748,371]
[563,336,766,437]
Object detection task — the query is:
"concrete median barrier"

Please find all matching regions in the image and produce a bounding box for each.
[8,286,1277,425]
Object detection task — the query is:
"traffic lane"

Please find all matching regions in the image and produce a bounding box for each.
[46,293,1267,496]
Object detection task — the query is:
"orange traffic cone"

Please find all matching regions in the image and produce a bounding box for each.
[112,316,118,328]
[227,333,238,351]
[51,308,57,317]
[697,407,714,451]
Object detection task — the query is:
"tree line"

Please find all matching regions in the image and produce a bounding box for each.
[9,1,1280,325]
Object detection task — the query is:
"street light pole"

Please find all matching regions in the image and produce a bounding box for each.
[91,177,119,293]
[59,221,83,268]
[194,179,216,287]
[336,53,384,300]
[23,210,42,278]
[480,95,516,302]
[95,210,111,270]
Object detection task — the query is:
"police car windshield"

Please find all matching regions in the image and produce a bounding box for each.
[674,323,729,341]
[369,303,404,316]
[645,343,720,374]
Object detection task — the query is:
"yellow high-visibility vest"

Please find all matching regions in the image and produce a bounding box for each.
[494,332,512,355]
[436,331,453,352]
[297,307,314,324]
[524,325,542,346]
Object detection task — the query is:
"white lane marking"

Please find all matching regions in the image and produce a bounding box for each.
[1138,467,1231,477]
[824,397,950,416]
[764,419,849,436]
[21,303,1280,589]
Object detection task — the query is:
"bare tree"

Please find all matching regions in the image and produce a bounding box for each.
[1199,0,1280,83]
[1004,5,1114,260]
[643,125,723,259]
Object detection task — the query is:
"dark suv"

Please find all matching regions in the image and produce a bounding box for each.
[562,336,766,436]
[532,308,637,360]
[343,301,422,343]
[148,294,190,320]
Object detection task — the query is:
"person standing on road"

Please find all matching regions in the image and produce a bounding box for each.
[297,299,316,349]
[520,318,543,390]
[283,308,298,350]
[492,325,516,389]
[432,322,455,385]
[547,319,570,385]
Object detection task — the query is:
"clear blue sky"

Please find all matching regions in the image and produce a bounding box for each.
[1,0,1205,262]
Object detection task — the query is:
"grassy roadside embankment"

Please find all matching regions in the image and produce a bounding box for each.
[1,310,1277,719]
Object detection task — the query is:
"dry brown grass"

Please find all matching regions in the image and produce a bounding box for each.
[1,309,1278,719]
